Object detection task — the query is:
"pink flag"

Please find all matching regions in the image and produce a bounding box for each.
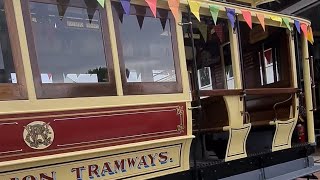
[145,0,157,17]
[241,10,252,29]
[301,23,308,38]
[168,0,179,21]
[256,13,265,31]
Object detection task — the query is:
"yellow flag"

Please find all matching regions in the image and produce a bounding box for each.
[270,15,282,24]
[188,0,200,21]
[307,26,314,45]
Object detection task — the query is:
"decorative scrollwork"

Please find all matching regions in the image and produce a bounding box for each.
[23,121,54,150]
[177,125,185,133]
[176,106,184,116]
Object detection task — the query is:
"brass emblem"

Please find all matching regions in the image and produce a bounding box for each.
[23,121,54,150]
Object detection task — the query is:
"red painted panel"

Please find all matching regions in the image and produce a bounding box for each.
[0,103,187,162]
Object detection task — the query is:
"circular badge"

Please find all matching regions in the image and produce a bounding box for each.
[23,121,54,150]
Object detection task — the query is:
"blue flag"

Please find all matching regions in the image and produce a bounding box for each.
[294,19,301,34]
[226,8,235,29]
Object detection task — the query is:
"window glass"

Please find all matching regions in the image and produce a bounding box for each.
[113,4,177,83]
[29,2,109,84]
[0,0,15,84]
[183,16,234,90]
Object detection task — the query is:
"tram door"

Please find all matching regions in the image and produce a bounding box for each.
[183,14,235,160]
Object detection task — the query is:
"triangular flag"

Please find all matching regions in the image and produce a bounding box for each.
[307,26,314,45]
[270,15,282,25]
[56,0,70,20]
[282,17,291,31]
[145,0,157,17]
[198,23,207,42]
[97,0,105,7]
[168,0,180,21]
[209,5,220,25]
[188,0,200,21]
[241,10,252,29]
[120,0,131,15]
[301,23,308,38]
[294,20,301,34]
[225,8,235,29]
[257,13,265,31]
[134,6,146,29]
[158,10,169,30]
[84,0,98,23]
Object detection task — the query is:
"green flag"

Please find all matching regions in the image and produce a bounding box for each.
[209,5,220,25]
[282,17,291,31]
[97,0,105,7]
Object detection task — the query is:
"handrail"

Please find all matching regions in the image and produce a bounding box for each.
[245,88,299,95]
[198,89,243,97]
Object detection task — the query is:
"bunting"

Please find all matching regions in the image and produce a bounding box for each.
[294,20,301,34]
[97,0,105,7]
[168,0,180,21]
[301,23,308,38]
[188,0,201,21]
[134,6,146,29]
[270,15,282,25]
[209,5,220,25]
[256,13,265,31]
[120,0,131,15]
[84,0,98,23]
[158,10,169,30]
[282,17,291,31]
[307,26,314,45]
[225,8,235,29]
[145,0,157,17]
[241,10,252,29]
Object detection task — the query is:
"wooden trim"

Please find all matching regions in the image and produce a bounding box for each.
[21,0,117,99]
[198,89,243,97]
[245,88,298,95]
[0,0,28,101]
[111,2,183,95]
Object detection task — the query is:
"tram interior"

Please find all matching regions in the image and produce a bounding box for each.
[184,15,298,163]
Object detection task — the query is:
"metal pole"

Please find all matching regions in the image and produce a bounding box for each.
[185,7,203,180]
[235,15,247,123]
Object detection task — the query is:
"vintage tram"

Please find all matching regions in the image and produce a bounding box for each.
[0,0,318,179]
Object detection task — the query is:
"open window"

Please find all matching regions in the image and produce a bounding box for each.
[0,0,27,100]
[22,0,116,98]
[112,3,182,95]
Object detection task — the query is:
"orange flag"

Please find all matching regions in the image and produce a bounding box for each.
[307,26,314,45]
[257,13,265,31]
[241,10,252,29]
[145,0,157,17]
[168,0,179,21]
[301,23,308,38]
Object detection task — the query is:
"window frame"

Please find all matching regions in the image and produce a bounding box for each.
[111,2,182,95]
[0,0,28,100]
[21,0,117,99]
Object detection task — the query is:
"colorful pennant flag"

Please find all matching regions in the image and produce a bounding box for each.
[120,0,131,15]
[168,0,180,21]
[270,15,282,25]
[84,0,98,23]
[225,8,235,29]
[188,0,201,21]
[241,10,252,29]
[282,17,291,31]
[307,26,314,45]
[301,23,308,38]
[145,0,157,17]
[256,13,265,31]
[294,20,301,34]
[198,23,208,42]
[97,0,105,7]
[209,5,220,25]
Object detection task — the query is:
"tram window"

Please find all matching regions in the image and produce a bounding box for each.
[183,16,234,90]
[23,0,116,98]
[0,0,27,100]
[112,3,182,95]
[239,22,291,88]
